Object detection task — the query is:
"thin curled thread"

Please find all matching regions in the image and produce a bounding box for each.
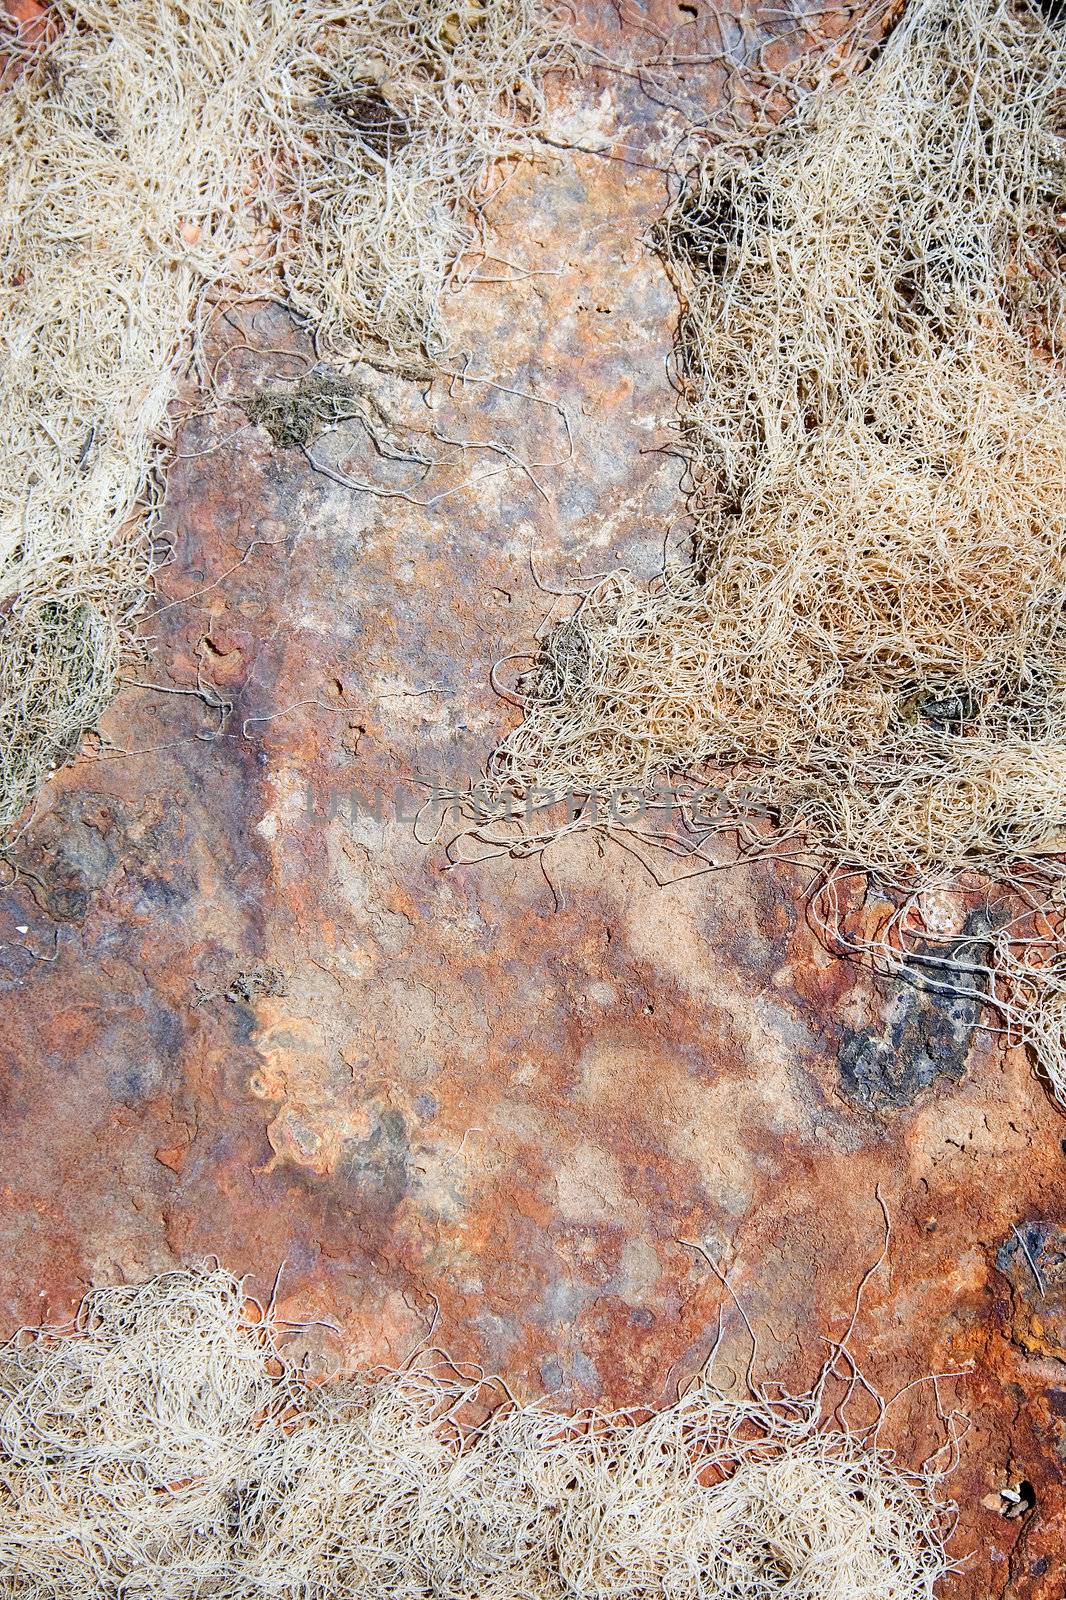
[483,0,1062,876]
[806,860,1066,1100]
[0,0,566,832]
[0,1264,959,1597]
[476,0,1066,1092]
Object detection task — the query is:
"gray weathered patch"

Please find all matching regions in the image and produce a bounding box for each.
[997,1221,1066,1363]
[838,919,989,1110]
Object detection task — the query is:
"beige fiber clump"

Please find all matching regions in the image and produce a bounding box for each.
[0,1267,953,1598]
[494,0,1066,886]
[0,0,557,830]
[488,0,1066,1094]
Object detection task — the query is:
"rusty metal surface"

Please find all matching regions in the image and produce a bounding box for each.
[1,4,1065,1593]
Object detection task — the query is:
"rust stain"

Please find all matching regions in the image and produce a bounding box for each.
[1,3,1065,1594]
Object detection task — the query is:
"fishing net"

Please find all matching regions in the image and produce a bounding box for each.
[0,0,557,832]
[0,1267,955,1599]
[487,0,1066,1094]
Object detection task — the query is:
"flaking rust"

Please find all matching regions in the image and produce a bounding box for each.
[0,2,1064,1594]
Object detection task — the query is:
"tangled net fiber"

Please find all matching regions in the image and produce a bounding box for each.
[490,0,1066,1088]
[0,0,557,833]
[0,1267,953,1598]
